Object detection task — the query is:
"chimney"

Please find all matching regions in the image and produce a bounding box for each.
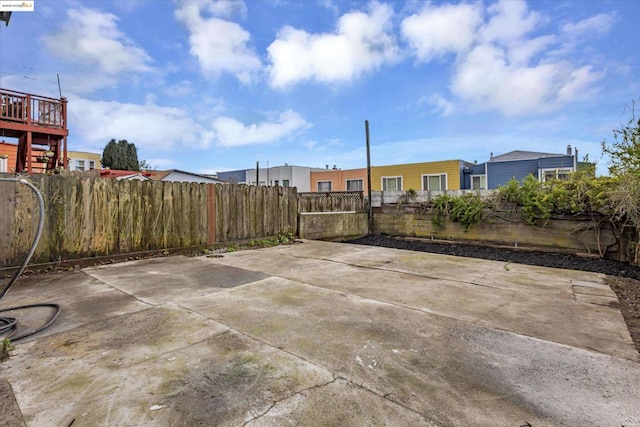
[325,164,329,169]
[566,144,571,156]
[490,152,493,159]
[332,165,337,170]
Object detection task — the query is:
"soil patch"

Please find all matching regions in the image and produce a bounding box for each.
[347,234,640,354]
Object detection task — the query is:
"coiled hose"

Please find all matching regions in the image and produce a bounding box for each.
[0,177,60,341]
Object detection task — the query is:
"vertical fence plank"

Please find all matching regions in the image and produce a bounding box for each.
[206,184,216,244]
[0,178,16,267]
[118,179,132,252]
[129,179,143,251]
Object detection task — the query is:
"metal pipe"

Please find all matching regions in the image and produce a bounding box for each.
[365,120,373,233]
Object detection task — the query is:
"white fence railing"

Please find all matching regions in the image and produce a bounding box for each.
[371,190,495,207]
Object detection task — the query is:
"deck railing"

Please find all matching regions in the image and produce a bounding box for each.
[0,88,66,128]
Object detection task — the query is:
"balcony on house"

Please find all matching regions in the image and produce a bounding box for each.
[0,88,69,173]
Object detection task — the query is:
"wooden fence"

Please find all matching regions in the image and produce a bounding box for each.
[298,191,366,213]
[0,175,298,267]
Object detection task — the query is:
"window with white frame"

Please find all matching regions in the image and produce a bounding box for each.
[346,179,363,191]
[541,168,572,182]
[382,176,402,191]
[0,156,7,173]
[89,160,95,170]
[471,175,486,190]
[422,173,447,191]
[282,180,290,187]
[76,160,85,172]
[317,181,332,192]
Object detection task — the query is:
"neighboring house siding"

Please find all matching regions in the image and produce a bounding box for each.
[538,156,573,169]
[0,142,18,173]
[67,151,101,171]
[371,160,463,191]
[244,166,323,191]
[217,170,246,183]
[310,168,367,192]
[487,159,539,189]
[462,163,486,189]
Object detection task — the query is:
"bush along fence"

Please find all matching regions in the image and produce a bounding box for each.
[0,175,298,268]
[373,174,639,264]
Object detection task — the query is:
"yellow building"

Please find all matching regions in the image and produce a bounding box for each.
[371,160,471,191]
[67,150,101,172]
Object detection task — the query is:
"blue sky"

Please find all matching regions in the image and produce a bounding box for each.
[1,0,638,176]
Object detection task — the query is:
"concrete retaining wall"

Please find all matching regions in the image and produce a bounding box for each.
[299,212,368,240]
[374,210,622,258]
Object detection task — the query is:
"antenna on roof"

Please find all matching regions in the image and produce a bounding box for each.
[57,73,62,98]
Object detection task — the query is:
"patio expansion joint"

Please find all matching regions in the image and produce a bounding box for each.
[84,273,159,307]
[289,254,515,292]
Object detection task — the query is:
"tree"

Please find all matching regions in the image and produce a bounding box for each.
[602,100,640,264]
[602,100,640,177]
[101,139,141,171]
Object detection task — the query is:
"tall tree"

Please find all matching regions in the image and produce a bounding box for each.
[602,100,640,264]
[101,139,141,171]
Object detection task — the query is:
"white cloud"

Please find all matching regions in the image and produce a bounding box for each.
[267,1,399,88]
[479,0,540,44]
[208,110,309,146]
[175,0,261,83]
[69,97,200,150]
[401,3,482,61]
[205,0,248,19]
[451,44,564,115]
[41,8,152,75]
[404,0,607,116]
[557,66,604,102]
[562,13,616,38]
[427,94,456,116]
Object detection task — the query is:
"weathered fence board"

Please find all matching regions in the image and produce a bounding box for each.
[2,177,298,267]
[298,191,366,213]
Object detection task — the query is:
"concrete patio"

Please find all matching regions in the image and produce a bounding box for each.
[1,240,639,426]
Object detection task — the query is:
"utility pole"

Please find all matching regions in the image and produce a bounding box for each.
[365,120,373,234]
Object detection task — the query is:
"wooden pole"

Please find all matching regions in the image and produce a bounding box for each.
[365,120,373,234]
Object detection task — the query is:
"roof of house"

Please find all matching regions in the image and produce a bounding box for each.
[115,173,152,181]
[100,169,155,179]
[489,150,567,162]
[149,169,226,183]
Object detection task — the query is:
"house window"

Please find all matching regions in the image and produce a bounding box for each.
[0,156,7,173]
[317,181,332,192]
[471,175,486,190]
[76,160,85,172]
[541,168,572,182]
[274,180,279,186]
[422,174,447,191]
[346,179,363,191]
[89,161,95,170]
[382,176,402,191]
[282,180,290,187]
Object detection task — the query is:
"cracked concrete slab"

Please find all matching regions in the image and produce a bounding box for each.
[203,245,637,360]
[1,240,639,426]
